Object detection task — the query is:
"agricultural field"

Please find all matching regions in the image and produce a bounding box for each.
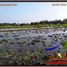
[0,20,67,65]
[0,2,67,65]
[0,24,67,29]
[0,27,66,65]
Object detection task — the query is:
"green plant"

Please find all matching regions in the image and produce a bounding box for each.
[22,51,31,65]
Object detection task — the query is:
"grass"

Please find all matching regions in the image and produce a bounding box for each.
[0,23,67,32]
[0,24,67,29]
[63,40,67,49]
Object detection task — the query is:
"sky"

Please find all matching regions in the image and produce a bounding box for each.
[0,2,67,24]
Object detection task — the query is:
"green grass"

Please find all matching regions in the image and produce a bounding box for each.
[63,40,67,49]
[0,23,67,29]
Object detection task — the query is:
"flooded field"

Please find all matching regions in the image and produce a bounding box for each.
[0,27,67,65]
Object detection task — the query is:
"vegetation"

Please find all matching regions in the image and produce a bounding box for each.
[0,19,67,29]
[63,40,67,49]
[0,48,49,66]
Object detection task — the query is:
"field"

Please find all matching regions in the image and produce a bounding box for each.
[0,24,67,29]
[0,22,66,65]
[0,27,66,65]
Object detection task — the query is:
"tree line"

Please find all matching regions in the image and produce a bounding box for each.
[0,18,67,26]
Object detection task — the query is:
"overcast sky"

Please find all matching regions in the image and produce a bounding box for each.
[0,2,67,24]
